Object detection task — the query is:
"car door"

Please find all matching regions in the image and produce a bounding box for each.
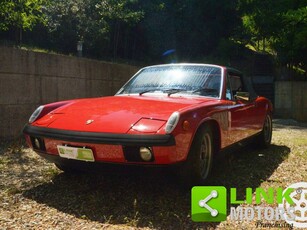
[241,76,264,136]
[226,73,257,144]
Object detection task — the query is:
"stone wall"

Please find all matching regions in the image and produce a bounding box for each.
[0,46,139,139]
[275,81,307,122]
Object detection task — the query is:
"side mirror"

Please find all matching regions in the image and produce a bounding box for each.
[235,92,250,101]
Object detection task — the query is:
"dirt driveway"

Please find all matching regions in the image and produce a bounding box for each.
[0,120,306,229]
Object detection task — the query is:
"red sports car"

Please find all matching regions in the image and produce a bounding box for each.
[23,64,273,184]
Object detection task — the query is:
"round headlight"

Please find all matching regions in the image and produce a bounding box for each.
[29,105,44,123]
[139,147,153,161]
[165,111,180,134]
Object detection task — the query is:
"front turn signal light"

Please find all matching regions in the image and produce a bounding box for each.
[182,120,190,131]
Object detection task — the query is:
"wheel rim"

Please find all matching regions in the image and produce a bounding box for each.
[199,133,212,179]
[263,115,272,143]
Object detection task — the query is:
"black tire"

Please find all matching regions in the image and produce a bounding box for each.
[256,113,272,148]
[178,125,214,186]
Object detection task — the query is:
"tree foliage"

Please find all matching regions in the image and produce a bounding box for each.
[138,0,241,60]
[273,5,307,69]
[0,0,306,73]
[0,0,46,43]
[239,0,307,70]
[43,0,143,57]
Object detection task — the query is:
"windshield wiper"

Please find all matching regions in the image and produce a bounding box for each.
[139,88,218,97]
[192,87,219,96]
[165,89,188,96]
[139,88,186,96]
[139,89,159,95]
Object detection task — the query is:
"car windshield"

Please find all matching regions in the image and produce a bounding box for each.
[116,65,222,98]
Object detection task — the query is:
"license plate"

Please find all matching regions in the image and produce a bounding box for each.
[57,145,94,162]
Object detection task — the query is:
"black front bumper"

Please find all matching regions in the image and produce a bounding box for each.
[23,124,176,146]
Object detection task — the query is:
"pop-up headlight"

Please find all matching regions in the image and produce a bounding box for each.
[29,106,44,123]
[165,111,180,134]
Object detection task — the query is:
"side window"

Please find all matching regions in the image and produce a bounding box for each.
[226,74,233,100]
[229,75,243,96]
[225,74,244,100]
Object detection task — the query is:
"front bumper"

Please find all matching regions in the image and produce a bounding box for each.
[23,124,181,165]
[23,124,175,146]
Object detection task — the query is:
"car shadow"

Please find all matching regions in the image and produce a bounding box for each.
[23,144,290,229]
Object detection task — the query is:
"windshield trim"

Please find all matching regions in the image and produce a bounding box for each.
[116,92,219,99]
[116,64,224,99]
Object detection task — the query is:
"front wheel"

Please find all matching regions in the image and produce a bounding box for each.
[178,125,214,186]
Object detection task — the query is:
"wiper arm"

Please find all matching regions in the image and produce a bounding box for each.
[164,88,187,96]
[139,88,187,96]
[192,87,218,95]
[139,90,158,95]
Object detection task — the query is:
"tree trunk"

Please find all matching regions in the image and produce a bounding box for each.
[113,22,120,60]
[14,27,22,45]
[19,27,22,44]
[15,27,22,45]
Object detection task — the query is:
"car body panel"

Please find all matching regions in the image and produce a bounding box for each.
[23,63,272,166]
[34,96,215,133]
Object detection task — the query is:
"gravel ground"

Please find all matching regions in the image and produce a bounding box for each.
[0,120,306,230]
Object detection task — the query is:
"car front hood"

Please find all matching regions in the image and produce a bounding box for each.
[35,95,215,133]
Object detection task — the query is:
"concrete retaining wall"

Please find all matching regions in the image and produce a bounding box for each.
[0,46,139,139]
[275,81,307,122]
[1,46,306,139]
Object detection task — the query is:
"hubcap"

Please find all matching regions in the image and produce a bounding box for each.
[199,133,212,179]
